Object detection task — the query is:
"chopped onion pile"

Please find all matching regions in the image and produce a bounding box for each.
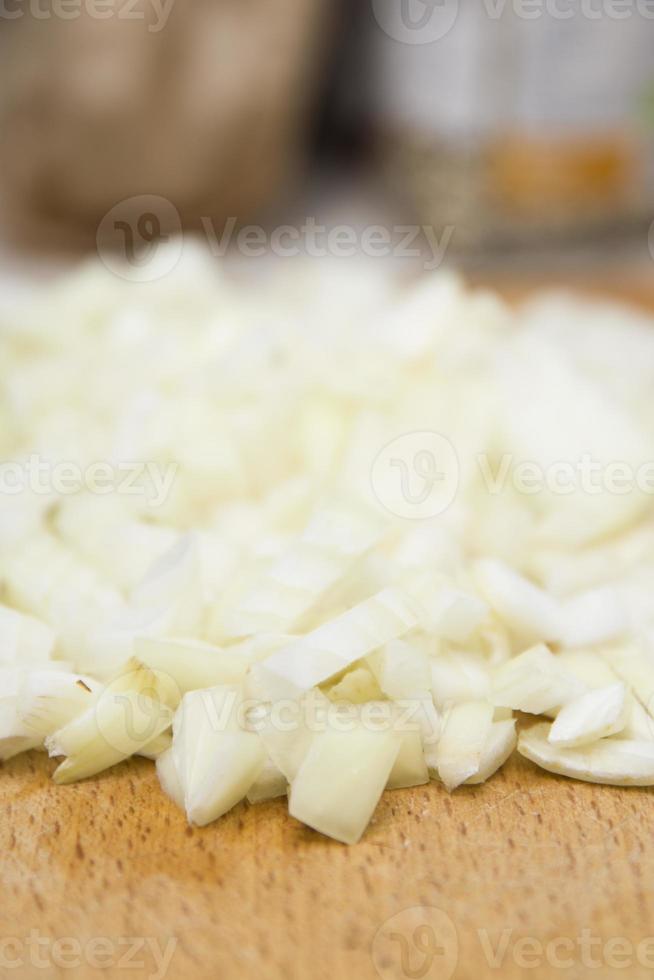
[2,248,654,843]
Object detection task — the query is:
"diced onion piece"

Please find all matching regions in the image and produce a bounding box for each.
[435,700,494,791]
[474,559,562,646]
[255,690,331,782]
[519,723,654,786]
[134,636,248,694]
[252,586,420,700]
[222,498,382,638]
[325,664,383,704]
[138,730,172,760]
[409,580,488,643]
[108,657,181,710]
[465,719,517,784]
[548,683,626,748]
[0,605,56,666]
[231,633,297,666]
[288,725,401,844]
[430,652,491,710]
[369,640,430,700]
[247,759,288,804]
[131,535,204,636]
[603,650,654,717]
[85,605,175,679]
[492,644,585,715]
[556,651,619,690]
[55,495,179,591]
[408,692,441,749]
[387,730,429,789]
[48,689,173,783]
[173,686,265,826]
[620,696,654,742]
[18,670,101,738]
[156,748,185,809]
[1,533,124,664]
[0,701,41,760]
[558,587,626,648]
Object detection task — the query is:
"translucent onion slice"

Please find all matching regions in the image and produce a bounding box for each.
[138,730,172,761]
[222,499,382,638]
[325,664,383,704]
[86,605,184,678]
[434,700,494,791]
[18,670,101,738]
[0,701,42,760]
[134,636,249,694]
[410,582,488,644]
[548,683,626,748]
[620,697,654,742]
[492,644,585,715]
[156,747,185,809]
[558,587,626,648]
[246,758,288,804]
[47,689,173,783]
[251,586,421,701]
[255,690,331,782]
[1,533,124,661]
[173,686,265,826]
[55,495,179,591]
[465,719,517,784]
[369,640,430,700]
[0,604,56,666]
[430,652,491,710]
[603,650,654,717]
[131,535,204,636]
[556,650,619,690]
[519,723,654,786]
[475,559,562,646]
[288,725,401,844]
[387,730,429,790]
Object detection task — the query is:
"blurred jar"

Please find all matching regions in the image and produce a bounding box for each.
[0,0,329,245]
[367,1,654,249]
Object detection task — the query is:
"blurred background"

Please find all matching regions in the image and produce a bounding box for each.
[1,0,654,288]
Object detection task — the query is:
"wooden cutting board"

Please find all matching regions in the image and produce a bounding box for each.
[3,282,654,980]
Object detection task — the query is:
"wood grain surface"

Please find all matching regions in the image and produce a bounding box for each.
[3,282,654,980]
[2,747,654,980]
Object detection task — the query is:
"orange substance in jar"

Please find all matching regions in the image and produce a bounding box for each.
[488,134,638,218]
